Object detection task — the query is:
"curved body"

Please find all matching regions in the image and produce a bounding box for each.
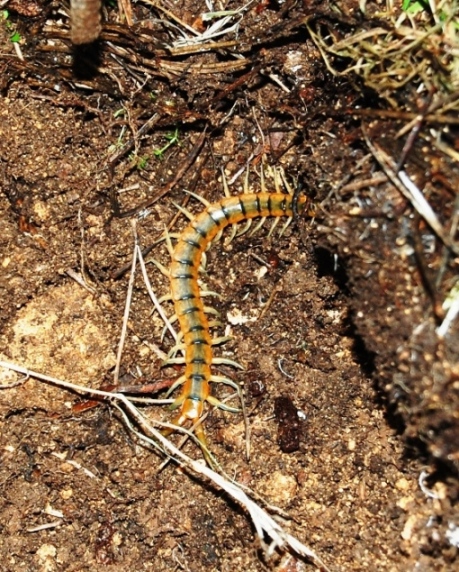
[169,192,308,431]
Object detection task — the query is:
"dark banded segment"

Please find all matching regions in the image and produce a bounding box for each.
[267,194,273,215]
[175,293,197,301]
[238,196,247,216]
[221,203,231,220]
[181,306,201,315]
[188,324,206,333]
[175,257,194,266]
[190,337,210,345]
[171,272,195,280]
[255,194,261,214]
[184,238,201,249]
[192,222,208,239]
[209,209,226,226]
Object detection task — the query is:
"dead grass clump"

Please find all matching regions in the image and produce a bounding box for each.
[307,0,459,111]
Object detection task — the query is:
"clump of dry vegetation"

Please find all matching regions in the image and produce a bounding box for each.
[309,0,459,108]
[309,0,459,473]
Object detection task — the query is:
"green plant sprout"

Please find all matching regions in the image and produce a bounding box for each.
[402,0,430,13]
[2,9,22,43]
[2,9,23,61]
[113,108,126,119]
[153,128,180,158]
[128,151,149,170]
[136,155,149,170]
[107,125,127,155]
[10,30,21,43]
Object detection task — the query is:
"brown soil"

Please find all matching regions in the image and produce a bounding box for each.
[0,1,458,571]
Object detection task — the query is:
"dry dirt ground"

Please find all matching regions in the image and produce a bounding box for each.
[0,1,458,571]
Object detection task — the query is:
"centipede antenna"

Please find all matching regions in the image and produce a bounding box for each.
[161,402,221,470]
[191,419,210,463]
[157,411,219,472]
[212,357,244,369]
[191,426,220,469]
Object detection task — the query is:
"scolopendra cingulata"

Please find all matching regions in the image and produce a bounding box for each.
[161,190,310,459]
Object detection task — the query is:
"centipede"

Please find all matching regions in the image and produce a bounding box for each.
[161,191,310,458]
